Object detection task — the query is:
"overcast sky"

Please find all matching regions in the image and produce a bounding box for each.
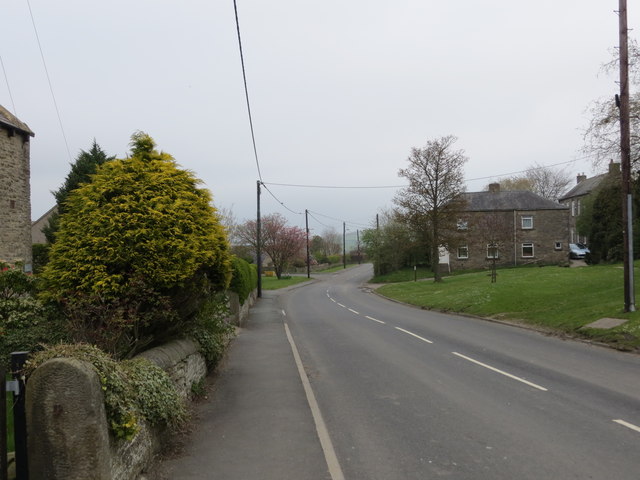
[1,1,634,236]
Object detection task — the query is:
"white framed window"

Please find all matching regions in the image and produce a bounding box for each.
[457,245,469,259]
[554,242,562,250]
[521,216,533,230]
[457,219,468,231]
[487,244,499,259]
[571,200,576,217]
[522,243,534,258]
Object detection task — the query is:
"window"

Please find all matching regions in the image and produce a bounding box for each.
[571,200,575,217]
[522,243,534,258]
[457,219,468,231]
[554,242,562,250]
[487,244,499,259]
[521,216,533,229]
[457,245,469,259]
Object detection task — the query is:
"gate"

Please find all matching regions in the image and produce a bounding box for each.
[2,352,29,480]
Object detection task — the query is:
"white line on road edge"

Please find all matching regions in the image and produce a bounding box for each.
[613,419,640,433]
[365,316,386,324]
[348,308,359,315]
[452,352,548,391]
[284,323,345,480]
[395,327,433,344]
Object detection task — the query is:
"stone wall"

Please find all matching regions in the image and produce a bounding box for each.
[0,126,32,266]
[25,289,257,480]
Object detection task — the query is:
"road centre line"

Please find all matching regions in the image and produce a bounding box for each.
[613,419,640,433]
[395,327,433,344]
[365,316,386,324]
[284,323,345,480]
[337,303,346,308]
[452,352,548,391]
[348,308,360,315]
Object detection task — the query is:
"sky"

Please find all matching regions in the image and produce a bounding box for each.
[1,1,635,238]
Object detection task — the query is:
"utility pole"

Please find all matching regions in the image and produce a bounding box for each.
[618,0,635,311]
[357,229,361,264]
[343,222,346,269]
[305,209,310,279]
[256,180,262,298]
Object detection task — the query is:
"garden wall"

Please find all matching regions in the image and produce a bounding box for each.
[25,289,256,480]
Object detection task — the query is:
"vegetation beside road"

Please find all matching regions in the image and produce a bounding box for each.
[375,263,640,351]
[261,275,312,290]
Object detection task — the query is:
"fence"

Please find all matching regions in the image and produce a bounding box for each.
[2,352,29,480]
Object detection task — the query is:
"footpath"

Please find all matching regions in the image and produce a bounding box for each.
[147,289,331,480]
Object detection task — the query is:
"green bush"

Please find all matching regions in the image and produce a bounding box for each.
[187,293,234,366]
[40,133,232,357]
[0,263,68,367]
[31,243,51,274]
[228,256,258,305]
[327,254,342,264]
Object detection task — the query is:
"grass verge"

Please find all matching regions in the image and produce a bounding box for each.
[376,262,640,351]
[261,275,312,290]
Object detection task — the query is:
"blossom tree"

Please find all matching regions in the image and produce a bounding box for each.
[237,213,306,279]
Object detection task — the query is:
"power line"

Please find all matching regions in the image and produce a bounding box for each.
[233,0,263,182]
[261,182,304,216]
[26,0,72,162]
[0,55,17,114]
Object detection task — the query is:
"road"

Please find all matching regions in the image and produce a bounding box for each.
[281,264,640,479]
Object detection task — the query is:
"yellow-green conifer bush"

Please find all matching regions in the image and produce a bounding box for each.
[41,132,232,357]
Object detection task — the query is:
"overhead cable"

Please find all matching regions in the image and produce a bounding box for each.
[233,0,263,182]
[26,0,72,162]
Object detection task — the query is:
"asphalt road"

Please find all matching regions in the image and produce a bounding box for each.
[281,264,640,479]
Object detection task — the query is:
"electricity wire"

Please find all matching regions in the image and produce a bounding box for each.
[233,0,263,182]
[26,0,72,162]
[0,55,17,114]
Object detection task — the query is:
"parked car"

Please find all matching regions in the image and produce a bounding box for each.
[569,243,590,259]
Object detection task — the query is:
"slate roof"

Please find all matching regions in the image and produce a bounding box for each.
[0,105,34,137]
[558,173,607,201]
[462,190,568,212]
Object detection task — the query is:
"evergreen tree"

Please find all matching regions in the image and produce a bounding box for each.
[43,140,115,243]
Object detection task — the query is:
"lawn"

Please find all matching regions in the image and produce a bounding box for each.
[261,275,313,290]
[376,262,640,350]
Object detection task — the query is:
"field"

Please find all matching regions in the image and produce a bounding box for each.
[376,263,640,351]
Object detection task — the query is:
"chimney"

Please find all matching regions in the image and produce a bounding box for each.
[609,160,620,175]
[576,173,587,184]
[488,183,500,193]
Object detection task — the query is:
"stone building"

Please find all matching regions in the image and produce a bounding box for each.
[448,183,569,271]
[558,161,620,245]
[0,105,34,268]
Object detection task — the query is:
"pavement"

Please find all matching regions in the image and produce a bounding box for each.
[145,289,331,480]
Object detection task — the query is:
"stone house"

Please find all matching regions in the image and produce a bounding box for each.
[448,183,569,271]
[558,161,620,245]
[0,105,34,268]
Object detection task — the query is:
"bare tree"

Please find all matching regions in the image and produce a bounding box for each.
[582,39,640,169]
[487,163,571,201]
[472,212,513,283]
[321,228,342,256]
[394,135,467,282]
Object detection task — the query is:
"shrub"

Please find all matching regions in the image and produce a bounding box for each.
[187,293,234,366]
[327,254,342,264]
[0,263,68,367]
[40,133,232,357]
[31,243,50,274]
[228,257,257,305]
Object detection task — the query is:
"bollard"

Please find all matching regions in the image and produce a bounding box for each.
[11,353,28,480]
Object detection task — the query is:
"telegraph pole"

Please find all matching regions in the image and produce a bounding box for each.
[257,180,262,298]
[305,209,310,279]
[343,222,346,269]
[618,0,635,311]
